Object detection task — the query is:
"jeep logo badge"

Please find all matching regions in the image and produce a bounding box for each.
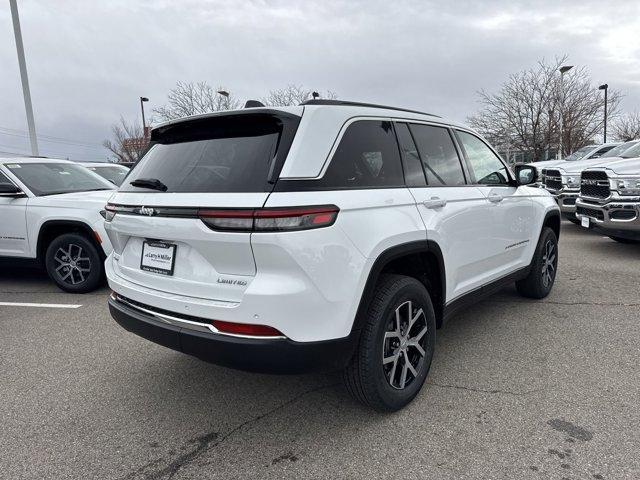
[139,206,155,216]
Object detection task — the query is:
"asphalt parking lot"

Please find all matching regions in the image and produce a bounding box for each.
[1,220,639,480]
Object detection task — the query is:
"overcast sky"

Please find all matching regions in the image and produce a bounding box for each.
[1,0,639,161]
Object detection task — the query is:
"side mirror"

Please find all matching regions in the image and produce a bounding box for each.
[0,182,25,197]
[514,165,537,186]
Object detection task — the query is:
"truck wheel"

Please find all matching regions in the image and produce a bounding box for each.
[343,274,436,412]
[608,236,640,245]
[45,233,104,293]
[516,227,558,299]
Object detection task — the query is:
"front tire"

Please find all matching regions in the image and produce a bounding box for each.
[516,227,558,299]
[45,233,104,293]
[343,275,436,412]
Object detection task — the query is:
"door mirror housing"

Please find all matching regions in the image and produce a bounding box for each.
[0,182,26,197]
[514,165,537,186]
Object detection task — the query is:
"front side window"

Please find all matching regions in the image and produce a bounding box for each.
[3,163,114,196]
[409,124,466,186]
[456,131,510,185]
[320,120,404,188]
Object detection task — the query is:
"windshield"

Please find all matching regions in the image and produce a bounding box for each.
[600,141,639,158]
[620,142,640,159]
[86,165,130,186]
[563,146,593,161]
[122,114,286,193]
[4,162,115,196]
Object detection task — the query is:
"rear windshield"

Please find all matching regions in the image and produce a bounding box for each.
[122,114,288,193]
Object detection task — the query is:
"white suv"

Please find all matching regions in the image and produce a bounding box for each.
[105,100,560,411]
[0,157,115,292]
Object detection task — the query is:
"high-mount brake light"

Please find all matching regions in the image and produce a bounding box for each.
[198,205,339,232]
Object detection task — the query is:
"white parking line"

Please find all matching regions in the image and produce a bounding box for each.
[0,302,82,309]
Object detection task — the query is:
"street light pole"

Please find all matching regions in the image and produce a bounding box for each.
[140,97,149,138]
[599,84,608,143]
[9,0,39,156]
[558,65,574,159]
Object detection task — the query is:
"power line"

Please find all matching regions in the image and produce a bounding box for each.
[0,127,105,150]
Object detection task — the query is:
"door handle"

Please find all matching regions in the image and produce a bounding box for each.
[488,193,504,203]
[423,197,447,209]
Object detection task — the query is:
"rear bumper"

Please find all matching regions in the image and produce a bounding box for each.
[575,198,640,240]
[108,295,358,374]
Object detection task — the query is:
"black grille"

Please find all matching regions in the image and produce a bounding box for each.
[544,169,562,191]
[576,206,604,221]
[610,210,637,221]
[580,170,610,198]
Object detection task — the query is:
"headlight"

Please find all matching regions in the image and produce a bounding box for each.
[562,175,579,187]
[614,178,640,196]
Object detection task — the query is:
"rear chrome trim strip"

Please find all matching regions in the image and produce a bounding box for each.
[111,292,286,340]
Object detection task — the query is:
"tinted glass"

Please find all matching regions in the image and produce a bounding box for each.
[590,145,615,159]
[0,170,12,184]
[3,162,114,196]
[456,131,509,185]
[409,124,465,186]
[87,165,130,186]
[395,123,425,187]
[600,141,639,158]
[122,115,283,193]
[321,120,404,188]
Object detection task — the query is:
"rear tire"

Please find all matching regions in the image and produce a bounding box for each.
[608,236,640,244]
[343,274,436,412]
[516,227,558,299]
[45,233,104,293]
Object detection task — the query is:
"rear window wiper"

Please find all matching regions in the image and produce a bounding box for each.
[129,178,168,191]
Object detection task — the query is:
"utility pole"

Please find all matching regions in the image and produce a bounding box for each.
[599,84,608,143]
[140,97,149,138]
[9,0,39,156]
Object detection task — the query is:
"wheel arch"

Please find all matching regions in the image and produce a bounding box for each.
[352,240,446,332]
[543,210,561,240]
[37,220,105,263]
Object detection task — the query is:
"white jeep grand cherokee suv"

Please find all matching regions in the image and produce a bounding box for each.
[0,157,115,292]
[105,100,560,411]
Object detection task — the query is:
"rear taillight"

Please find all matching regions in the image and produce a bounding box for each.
[211,320,284,337]
[198,205,339,232]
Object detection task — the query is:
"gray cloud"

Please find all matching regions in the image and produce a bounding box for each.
[1,0,638,160]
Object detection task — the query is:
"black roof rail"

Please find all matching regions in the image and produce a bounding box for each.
[299,99,440,118]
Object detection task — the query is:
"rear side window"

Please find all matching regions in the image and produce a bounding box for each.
[395,123,426,187]
[320,120,404,189]
[590,145,615,158]
[409,124,466,186]
[122,114,289,193]
[455,130,509,185]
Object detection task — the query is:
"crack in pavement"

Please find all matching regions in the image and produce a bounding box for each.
[426,381,541,397]
[122,382,339,480]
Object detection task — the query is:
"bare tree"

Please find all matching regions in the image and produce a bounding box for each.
[153,81,242,121]
[103,117,148,163]
[612,112,640,141]
[261,85,337,107]
[468,57,621,162]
